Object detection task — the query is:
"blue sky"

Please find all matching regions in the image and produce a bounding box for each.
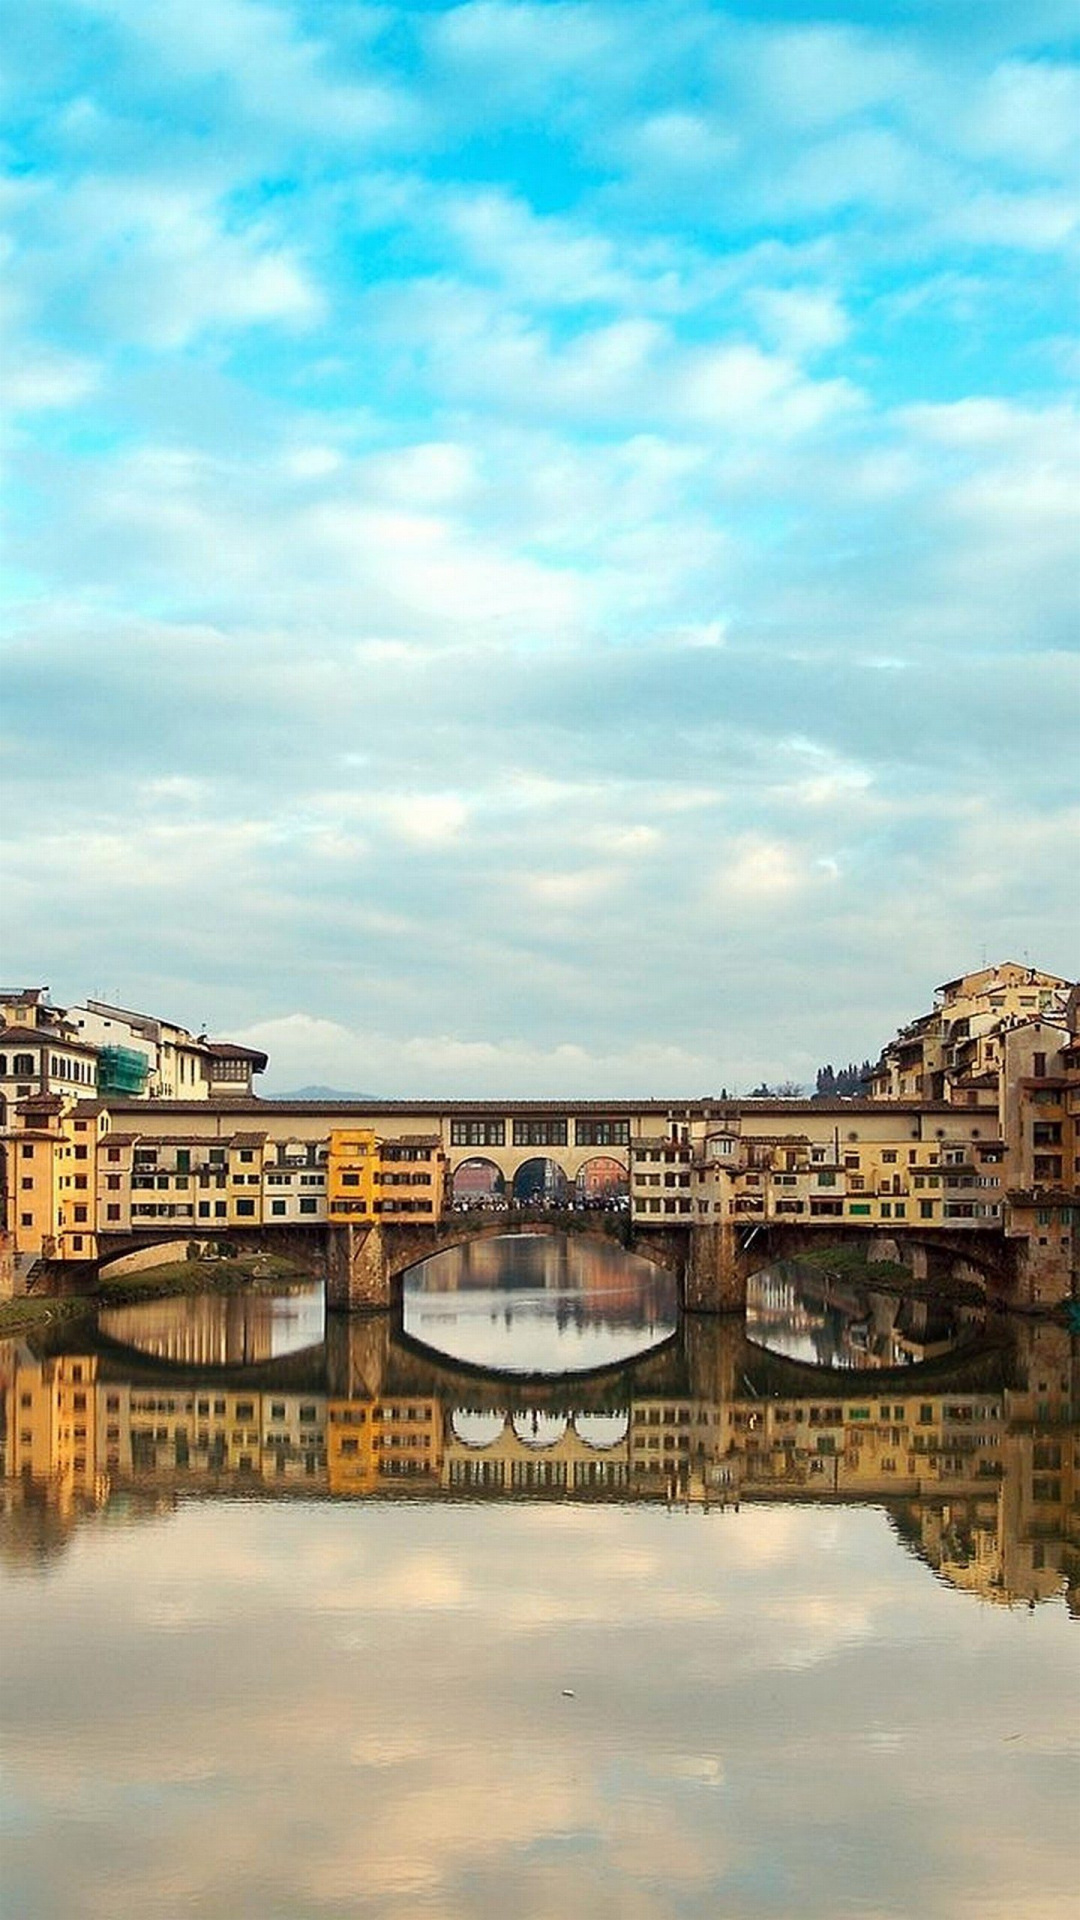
[2,0,1078,1094]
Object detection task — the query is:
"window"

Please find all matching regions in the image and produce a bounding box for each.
[235,1199,256,1217]
[575,1118,630,1146]
[450,1118,506,1147]
[299,1198,318,1214]
[271,1200,287,1216]
[513,1117,568,1146]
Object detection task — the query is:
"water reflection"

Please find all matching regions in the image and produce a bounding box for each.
[4,1265,1077,1920]
[2,1292,1077,1613]
[400,1232,678,1374]
[747,1261,980,1368]
[97,1283,325,1366]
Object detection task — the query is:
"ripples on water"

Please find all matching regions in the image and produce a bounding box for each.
[1,1240,1077,1920]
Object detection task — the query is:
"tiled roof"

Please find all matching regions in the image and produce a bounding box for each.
[0,1024,96,1052]
[206,1042,269,1064]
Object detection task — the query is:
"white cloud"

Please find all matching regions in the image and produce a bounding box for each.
[750,286,850,357]
[377,793,470,847]
[958,59,1080,170]
[720,835,809,902]
[3,346,98,411]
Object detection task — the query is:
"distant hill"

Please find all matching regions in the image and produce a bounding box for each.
[267,1084,382,1101]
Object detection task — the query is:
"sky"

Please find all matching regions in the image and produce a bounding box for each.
[2,0,1078,1096]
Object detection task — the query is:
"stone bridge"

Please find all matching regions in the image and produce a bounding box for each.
[41,1209,1037,1313]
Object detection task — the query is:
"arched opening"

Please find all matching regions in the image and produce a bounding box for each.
[575,1155,629,1209]
[511,1157,571,1207]
[452,1157,507,1210]
[450,1410,507,1448]
[511,1410,568,1449]
[573,1412,630,1449]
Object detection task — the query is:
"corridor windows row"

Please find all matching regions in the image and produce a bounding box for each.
[449,1116,632,1148]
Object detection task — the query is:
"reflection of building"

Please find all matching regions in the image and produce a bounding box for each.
[326,1396,443,1492]
[443,1409,630,1495]
[99,1294,286,1368]
[3,1314,1076,1614]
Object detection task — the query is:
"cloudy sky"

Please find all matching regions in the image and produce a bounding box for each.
[3,0,1078,1095]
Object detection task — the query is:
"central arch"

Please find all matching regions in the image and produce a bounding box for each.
[511,1157,571,1206]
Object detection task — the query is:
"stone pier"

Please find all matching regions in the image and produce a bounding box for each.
[325,1224,392,1312]
[683,1222,749,1313]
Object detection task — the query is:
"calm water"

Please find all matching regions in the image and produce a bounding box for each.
[2,1241,1077,1920]
[401,1232,679,1373]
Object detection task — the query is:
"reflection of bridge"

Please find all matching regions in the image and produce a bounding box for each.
[33,1294,1017,1408]
[8,1311,1076,1611]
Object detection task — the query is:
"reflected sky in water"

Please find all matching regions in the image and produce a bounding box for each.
[1,1253,1078,1920]
[401,1233,678,1373]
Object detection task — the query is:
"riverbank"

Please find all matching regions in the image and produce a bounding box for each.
[0,1253,316,1338]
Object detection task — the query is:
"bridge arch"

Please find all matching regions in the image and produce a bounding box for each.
[451,1157,506,1208]
[574,1155,629,1205]
[510,1157,572,1206]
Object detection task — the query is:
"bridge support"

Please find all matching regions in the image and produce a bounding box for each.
[325,1224,392,1312]
[684,1222,748,1313]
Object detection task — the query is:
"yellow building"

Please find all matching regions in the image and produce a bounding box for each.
[375,1135,448,1221]
[2,1093,103,1262]
[327,1127,378,1222]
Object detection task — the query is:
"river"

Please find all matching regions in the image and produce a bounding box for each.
[1,1237,1076,1919]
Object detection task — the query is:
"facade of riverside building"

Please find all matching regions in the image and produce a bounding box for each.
[1,963,1077,1303]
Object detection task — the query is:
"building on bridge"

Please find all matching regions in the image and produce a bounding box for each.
[2,963,1078,1305]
